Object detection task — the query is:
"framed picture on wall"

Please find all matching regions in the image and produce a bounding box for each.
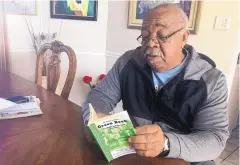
[4,1,37,15]
[50,0,98,21]
[128,0,202,34]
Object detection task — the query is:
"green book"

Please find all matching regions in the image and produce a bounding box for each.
[87,104,136,162]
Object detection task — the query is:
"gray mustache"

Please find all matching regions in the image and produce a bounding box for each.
[144,51,166,62]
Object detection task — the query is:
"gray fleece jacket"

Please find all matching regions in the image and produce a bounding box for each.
[82,45,229,164]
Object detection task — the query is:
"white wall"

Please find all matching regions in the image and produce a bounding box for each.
[106,1,139,71]
[6,0,108,106]
[106,1,140,53]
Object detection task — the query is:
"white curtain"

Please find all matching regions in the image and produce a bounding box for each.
[0,1,9,72]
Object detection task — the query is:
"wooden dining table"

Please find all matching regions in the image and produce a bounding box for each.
[0,72,187,165]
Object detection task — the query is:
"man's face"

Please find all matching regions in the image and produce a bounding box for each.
[140,8,188,72]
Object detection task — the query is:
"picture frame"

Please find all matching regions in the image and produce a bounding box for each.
[128,0,202,34]
[4,1,37,16]
[50,0,98,21]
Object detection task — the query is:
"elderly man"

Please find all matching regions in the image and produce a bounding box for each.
[82,4,229,165]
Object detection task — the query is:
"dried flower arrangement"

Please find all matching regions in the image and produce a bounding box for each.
[24,15,63,76]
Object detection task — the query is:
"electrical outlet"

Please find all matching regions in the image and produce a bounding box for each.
[214,16,231,30]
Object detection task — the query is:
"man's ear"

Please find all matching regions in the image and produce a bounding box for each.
[182,31,190,48]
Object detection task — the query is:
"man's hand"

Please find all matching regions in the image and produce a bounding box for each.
[128,125,165,157]
[84,113,109,143]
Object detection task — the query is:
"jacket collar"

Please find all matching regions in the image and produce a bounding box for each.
[132,44,214,81]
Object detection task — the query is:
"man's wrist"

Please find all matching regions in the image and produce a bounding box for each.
[164,135,170,151]
[159,135,170,157]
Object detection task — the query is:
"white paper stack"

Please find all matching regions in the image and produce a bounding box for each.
[0,96,43,120]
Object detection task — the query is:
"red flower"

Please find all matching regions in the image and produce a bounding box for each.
[83,76,92,83]
[99,74,106,80]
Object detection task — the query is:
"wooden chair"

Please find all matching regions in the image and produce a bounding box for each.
[35,41,77,100]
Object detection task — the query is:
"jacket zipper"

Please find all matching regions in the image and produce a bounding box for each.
[131,60,162,124]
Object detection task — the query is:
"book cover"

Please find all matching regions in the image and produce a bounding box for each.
[87,104,136,162]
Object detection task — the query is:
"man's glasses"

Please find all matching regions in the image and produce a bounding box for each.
[137,27,184,45]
